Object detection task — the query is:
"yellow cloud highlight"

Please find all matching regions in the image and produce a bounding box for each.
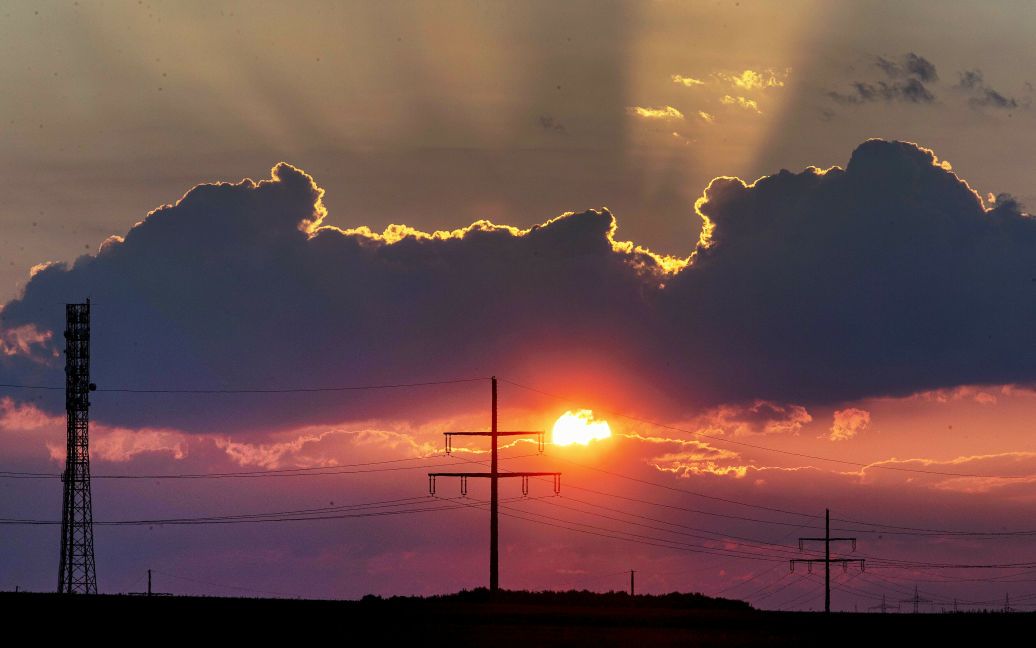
[334,210,691,278]
[671,74,705,87]
[721,95,761,113]
[698,111,715,124]
[627,105,685,120]
[717,69,787,90]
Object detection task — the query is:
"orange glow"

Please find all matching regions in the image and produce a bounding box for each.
[552,410,612,446]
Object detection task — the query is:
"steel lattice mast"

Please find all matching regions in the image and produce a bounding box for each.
[57,300,98,594]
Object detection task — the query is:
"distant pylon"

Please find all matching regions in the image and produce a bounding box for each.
[868,594,891,614]
[57,301,98,594]
[900,585,931,614]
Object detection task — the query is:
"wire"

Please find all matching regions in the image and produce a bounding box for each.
[500,377,1036,481]
[0,452,541,480]
[0,376,488,394]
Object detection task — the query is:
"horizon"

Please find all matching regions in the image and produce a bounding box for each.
[2,1,1036,615]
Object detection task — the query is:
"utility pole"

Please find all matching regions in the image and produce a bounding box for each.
[899,585,931,614]
[630,570,635,597]
[791,509,864,613]
[1003,593,1013,613]
[57,300,98,595]
[428,377,560,593]
[147,569,152,597]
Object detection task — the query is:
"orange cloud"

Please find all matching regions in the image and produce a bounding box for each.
[829,408,870,441]
[0,323,55,360]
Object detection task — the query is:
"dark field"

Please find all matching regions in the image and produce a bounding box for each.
[4,590,1031,646]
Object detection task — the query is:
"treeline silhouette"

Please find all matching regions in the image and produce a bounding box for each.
[361,587,750,610]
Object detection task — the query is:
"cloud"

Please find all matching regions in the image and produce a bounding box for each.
[627,105,684,120]
[538,115,566,133]
[696,401,812,437]
[912,385,998,405]
[829,78,935,104]
[697,111,715,124]
[720,95,761,114]
[671,74,705,87]
[829,53,937,105]
[828,408,870,441]
[3,140,1036,437]
[956,69,1022,110]
[858,452,1036,495]
[715,69,787,91]
[876,53,938,83]
[0,323,54,360]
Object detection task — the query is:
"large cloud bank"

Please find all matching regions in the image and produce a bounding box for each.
[1,140,1033,434]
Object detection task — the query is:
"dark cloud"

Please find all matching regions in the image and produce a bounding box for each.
[665,139,1036,405]
[2,141,1036,435]
[829,78,935,104]
[957,69,1021,110]
[875,53,938,82]
[539,115,567,133]
[829,53,937,105]
[958,69,984,90]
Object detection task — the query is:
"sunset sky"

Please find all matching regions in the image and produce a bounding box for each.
[3,1,1036,611]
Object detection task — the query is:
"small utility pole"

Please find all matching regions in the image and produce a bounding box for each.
[147,569,152,597]
[630,570,635,597]
[428,377,560,593]
[791,509,864,613]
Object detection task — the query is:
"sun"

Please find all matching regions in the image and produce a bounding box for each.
[552,410,612,446]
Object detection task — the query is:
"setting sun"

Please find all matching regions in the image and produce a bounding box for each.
[551,410,612,446]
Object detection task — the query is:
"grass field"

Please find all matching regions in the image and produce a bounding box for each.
[4,590,1029,646]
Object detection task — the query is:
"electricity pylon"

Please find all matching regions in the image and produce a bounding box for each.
[900,585,932,613]
[868,594,897,613]
[57,300,98,594]
[428,376,560,593]
[791,509,864,613]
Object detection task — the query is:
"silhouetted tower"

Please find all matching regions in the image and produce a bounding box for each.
[900,585,932,613]
[630,570,635,597]
[868,594,892,614]
[57,301,98,594]
[428,376,560,592]
[1003,593,1013,613]
[791,509,864,613]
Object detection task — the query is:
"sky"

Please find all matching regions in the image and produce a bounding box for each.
[2,0,1036,611]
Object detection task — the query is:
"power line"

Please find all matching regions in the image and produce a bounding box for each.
[0,376,488,394]
[0,452,541,480]
[500,377,1036,481]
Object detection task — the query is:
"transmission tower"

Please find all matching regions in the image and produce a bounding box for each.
[57,300,98,594]
[899,585,932,613]
[868,594,896,614]
[428,376,560,593]
[790,509,864,613]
